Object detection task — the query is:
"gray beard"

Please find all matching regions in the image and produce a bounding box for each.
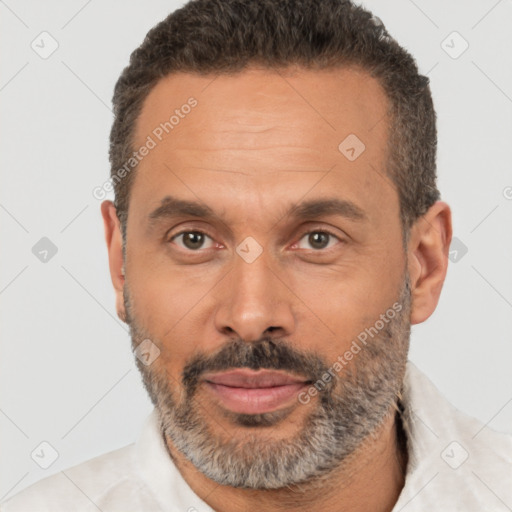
[125,275,411,490]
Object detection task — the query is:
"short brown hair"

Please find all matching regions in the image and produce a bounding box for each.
[109,0,440,241]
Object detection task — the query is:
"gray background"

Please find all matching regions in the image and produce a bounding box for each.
[1,0,511,500]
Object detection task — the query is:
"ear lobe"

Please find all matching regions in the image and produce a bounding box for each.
[408,201,452,325]
[100,200,127,322]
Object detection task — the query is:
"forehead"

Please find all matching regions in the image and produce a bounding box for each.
[135,65,390,151]
[130,65,397,230]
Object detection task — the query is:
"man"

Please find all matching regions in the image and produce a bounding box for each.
[2,0,511,510]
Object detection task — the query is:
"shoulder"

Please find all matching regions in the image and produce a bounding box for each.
[394,361,512,511]
[404,361,512,457]
[0,443,160,512]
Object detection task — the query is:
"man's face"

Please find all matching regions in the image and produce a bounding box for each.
[122,66,410,488]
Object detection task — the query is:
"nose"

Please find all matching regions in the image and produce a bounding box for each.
[213,248,296,342]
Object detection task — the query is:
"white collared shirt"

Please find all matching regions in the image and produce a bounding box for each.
[2,361,511,511]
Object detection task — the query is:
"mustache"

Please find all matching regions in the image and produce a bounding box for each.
[182,338,330,394]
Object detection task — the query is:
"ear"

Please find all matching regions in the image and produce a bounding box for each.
[100,200,126,323]
[407,201,452,325]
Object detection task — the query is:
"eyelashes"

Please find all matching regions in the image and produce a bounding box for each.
[170,231,217,251]
[168,229,343,253]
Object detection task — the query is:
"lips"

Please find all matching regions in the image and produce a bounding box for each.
[205,369,307,388]
[203,369,310,415]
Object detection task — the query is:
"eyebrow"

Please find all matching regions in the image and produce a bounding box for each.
[148,195,367,226]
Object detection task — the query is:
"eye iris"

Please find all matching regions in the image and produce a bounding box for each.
[309,232,329,249]
[183,232,204,249]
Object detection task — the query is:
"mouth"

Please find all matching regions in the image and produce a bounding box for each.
[202,369,311,415]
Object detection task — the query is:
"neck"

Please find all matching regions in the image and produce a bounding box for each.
[163,408,408,512]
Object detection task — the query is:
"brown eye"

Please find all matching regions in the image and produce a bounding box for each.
[296,231,340,251]
[171,231,214,251]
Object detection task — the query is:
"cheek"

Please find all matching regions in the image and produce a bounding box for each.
[126,246,190,325]
[127,268,211,372]
[287,256,403,357]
